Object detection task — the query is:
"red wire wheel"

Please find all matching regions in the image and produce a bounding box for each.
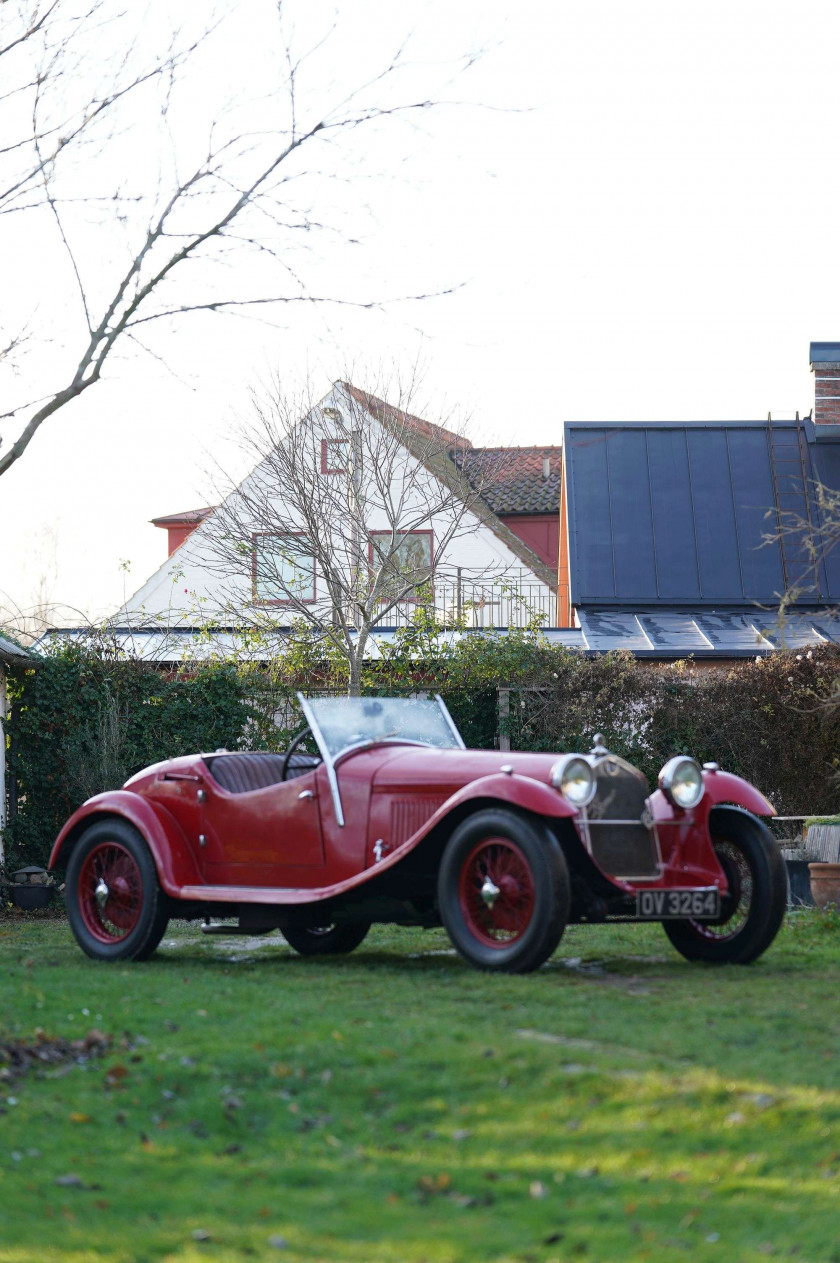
[458,836,536,948]
[438,808,570,973]
[65,820,170,961]
[77,842,143,943]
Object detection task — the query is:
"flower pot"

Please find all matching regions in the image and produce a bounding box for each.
[808,863,840,912]
[9,884,53,910]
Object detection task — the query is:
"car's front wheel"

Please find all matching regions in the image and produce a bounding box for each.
[438,808,570,973]
[663,807,787,965]
[282,923,371,956]
[65,819,170,962]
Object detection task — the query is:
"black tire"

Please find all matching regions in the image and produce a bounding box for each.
[437,808,570,973]
[282,922,371,956]
[65,818,170,962]
[663,806,787,965]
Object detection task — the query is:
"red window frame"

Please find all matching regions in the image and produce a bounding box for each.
[368,529,434,603]
[252,531,316,605]
[320,437,349,474]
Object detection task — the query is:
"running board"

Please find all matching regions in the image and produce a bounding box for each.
[200,924,276,936]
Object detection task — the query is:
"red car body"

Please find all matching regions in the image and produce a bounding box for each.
[50,696,786,971]
[50,748,771,903]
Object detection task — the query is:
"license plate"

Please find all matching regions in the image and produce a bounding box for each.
[635,889,721,920]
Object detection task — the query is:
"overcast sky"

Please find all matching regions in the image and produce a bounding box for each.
[2,0,839,622]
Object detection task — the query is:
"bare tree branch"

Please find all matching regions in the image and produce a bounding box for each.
[0,1,482,476]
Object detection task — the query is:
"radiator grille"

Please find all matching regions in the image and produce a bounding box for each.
[390,797,446,845]
[585,756,659,879]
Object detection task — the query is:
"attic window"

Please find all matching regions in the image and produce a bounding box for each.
[321,437,348,475]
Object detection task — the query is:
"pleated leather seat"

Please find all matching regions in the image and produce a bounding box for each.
[203,751,320,793]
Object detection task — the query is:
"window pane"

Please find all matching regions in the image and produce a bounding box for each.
[255,536,315,601]
[372,532,432,579]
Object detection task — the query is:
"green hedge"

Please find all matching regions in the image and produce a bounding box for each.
[3,646,253,870]
[3,634,838,870]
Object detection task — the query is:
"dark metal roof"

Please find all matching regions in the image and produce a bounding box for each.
[0,633,31,664]
[810,342,840,364]
[453,447,562,515]
[576,607,840,656]
[563,420,840,607]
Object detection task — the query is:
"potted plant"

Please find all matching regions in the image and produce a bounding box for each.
[806,816,840,911]
[6,865,56,910]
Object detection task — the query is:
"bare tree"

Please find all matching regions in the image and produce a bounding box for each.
[202,376,549,695]
[764,477,840,765]
[0,0,476,476]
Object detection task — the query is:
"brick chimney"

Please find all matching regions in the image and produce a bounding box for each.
[810,342,840,427]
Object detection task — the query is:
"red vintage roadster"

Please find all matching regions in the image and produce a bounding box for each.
[50,694,787,972]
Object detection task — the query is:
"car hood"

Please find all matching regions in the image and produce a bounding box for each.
[367,745,561,795]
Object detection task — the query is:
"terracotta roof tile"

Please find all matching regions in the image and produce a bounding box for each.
[454,446,563,515]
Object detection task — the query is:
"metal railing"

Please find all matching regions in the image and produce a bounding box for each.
[370,568,558,629]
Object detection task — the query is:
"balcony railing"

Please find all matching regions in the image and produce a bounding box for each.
[370,567,558,630]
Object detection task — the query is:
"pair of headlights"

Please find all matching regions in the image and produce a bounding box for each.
[549,754,705,810]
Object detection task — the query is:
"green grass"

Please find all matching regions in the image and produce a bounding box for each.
[1,910,840,1263]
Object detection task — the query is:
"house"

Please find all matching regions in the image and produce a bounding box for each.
[118,382,562,641]
[40,343,840,666]
[558,342,840,657]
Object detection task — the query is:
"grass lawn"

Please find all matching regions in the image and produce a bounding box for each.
[1,909,839,1263]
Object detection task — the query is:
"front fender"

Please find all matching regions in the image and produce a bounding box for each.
[438,773,578,820]
[699,769,776,816]
[49,790,202,896]
[650,769,775,822]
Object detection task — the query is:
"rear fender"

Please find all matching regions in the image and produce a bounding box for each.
[49,791,201,896]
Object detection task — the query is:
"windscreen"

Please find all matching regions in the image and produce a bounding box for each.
[303,696,462,761]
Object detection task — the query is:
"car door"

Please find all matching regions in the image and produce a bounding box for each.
[198,766,326,887]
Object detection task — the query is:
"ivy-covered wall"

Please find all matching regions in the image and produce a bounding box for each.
[3,633,838,870]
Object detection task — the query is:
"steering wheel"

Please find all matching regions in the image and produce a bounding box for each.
[281,725,321,781]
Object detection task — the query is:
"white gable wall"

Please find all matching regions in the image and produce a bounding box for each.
[120,384,552,626]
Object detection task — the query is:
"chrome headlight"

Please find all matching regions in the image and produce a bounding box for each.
[550,755,596,807]
[659,756,704,810]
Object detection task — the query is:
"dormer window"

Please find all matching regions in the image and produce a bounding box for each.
[321,437,348,474]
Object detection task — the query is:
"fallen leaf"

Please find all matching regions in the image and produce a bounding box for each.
[69,1113,91,1125]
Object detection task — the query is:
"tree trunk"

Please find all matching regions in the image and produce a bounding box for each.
[347,649,362,698]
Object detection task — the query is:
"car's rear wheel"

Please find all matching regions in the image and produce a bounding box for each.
[65,819,170,962]
[437,808,570,973]
[663,807,786,964]
[282,923,371,956]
